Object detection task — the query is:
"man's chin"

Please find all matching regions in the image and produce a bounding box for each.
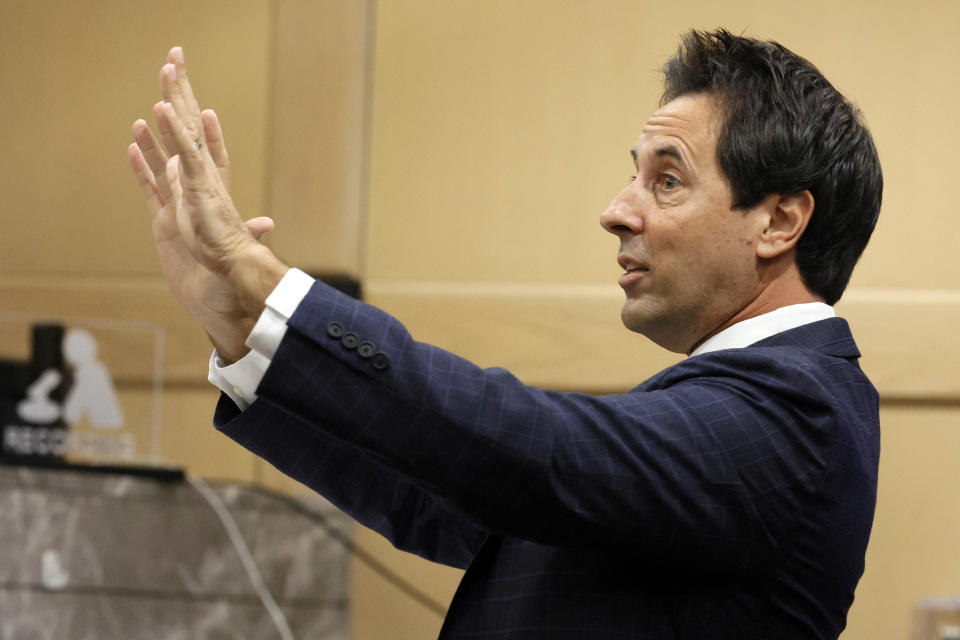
[620,304,689,354]
[620,300,657,335]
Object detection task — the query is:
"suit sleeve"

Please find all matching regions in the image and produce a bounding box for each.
[215,392,489,569]
[220,280,839,571]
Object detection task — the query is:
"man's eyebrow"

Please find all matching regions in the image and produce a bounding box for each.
[652,145,686,165]
[630,145,688,167]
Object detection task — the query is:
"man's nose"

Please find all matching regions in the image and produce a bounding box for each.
[599,191,643,236]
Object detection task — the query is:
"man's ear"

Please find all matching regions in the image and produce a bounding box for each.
[756,190,815,259]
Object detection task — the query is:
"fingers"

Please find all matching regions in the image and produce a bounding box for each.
[201,109,229,171]
[157,48,225,189]
[155,102,207,182]
[132,119,167,172]
[153,101,179,161]
[202,109,231,191]
[167,47,204,127]
[127,143,163,216]
[132,118,172,202]
[160,63,201,143]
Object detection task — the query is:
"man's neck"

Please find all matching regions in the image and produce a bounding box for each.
[687,271,824,355]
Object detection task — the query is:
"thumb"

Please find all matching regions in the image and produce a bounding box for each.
[245,216,275,240]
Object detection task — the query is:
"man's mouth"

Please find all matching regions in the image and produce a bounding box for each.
[617,255,650,287]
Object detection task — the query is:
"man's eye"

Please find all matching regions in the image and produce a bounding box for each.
[628,174,637,184]
[660,174,680,191]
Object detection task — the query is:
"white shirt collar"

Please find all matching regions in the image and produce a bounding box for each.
[689,302,835,357]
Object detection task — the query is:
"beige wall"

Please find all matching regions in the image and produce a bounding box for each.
[3,1,959,639]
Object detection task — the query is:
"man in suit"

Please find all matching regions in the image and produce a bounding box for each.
[129,29,882,639]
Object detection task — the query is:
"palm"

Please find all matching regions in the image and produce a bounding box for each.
[153,163,240,321]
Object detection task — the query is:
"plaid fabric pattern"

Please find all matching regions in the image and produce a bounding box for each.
[216,281,879,639]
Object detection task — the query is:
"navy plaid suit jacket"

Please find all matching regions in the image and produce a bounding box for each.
[216,280,880,639]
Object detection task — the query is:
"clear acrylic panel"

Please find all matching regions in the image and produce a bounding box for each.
[0,312,164,466]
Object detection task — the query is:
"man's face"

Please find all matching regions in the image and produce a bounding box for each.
[600,93,764,353]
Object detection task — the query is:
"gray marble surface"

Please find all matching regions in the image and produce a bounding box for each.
[0,465,351,639]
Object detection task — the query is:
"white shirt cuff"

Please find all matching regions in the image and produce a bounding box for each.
[207,267,316,410]
[208,349,272,410]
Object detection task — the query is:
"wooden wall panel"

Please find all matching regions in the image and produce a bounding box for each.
[365,0,960,292]
[0,0,273,278]
[0,278,215,386]
[350,527,461,640]
[262,0,372,276]
[838,291,960,402]
[843,405,960,640]
[119,386,257,481]
[367,283,960,400]
[9,278,952,400]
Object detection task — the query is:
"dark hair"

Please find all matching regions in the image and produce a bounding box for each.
[662,29,882,305]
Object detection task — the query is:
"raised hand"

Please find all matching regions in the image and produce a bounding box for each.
[128,47,287,362]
